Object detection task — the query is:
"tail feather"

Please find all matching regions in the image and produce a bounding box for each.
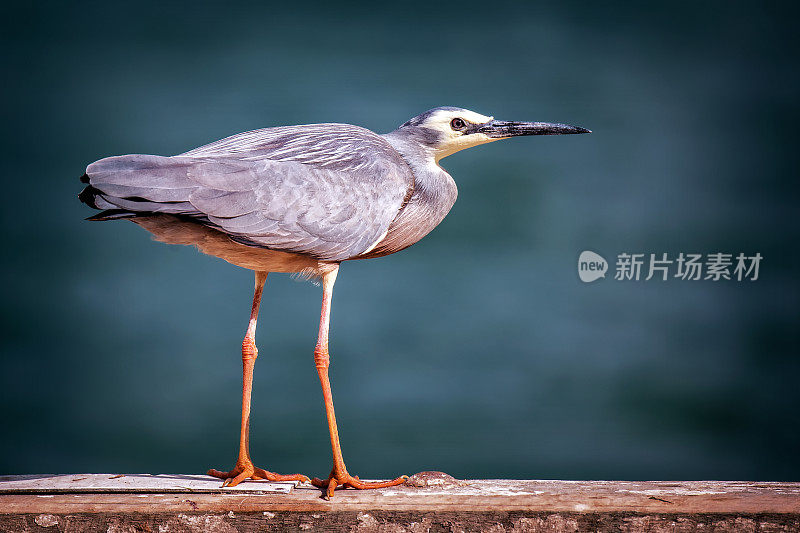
[79,154,199,220]
[78,183,103,209]
[86,209,138,221]
[79,182,138,220]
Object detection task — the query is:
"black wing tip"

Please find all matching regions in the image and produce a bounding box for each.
[85,209,137,221]
[80,173,90,183]
[78,184,99,208]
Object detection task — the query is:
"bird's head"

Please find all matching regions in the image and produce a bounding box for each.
[394,106,590,162]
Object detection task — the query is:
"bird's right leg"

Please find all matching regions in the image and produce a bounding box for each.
[207,271,309,487]
[310,265,408,498]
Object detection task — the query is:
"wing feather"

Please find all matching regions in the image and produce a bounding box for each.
[82,124,413,261]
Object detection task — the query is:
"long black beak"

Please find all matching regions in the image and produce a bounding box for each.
[475,120,591,138]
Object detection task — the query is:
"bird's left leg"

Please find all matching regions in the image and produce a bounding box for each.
[207,271,309,487]
[310,265,408,498]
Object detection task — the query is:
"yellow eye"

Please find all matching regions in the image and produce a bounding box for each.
[450,118,466,131]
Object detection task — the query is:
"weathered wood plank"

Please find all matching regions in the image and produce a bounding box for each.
[1,476,798,532]
[0,474,295,494]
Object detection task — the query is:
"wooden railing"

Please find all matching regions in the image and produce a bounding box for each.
[1,474,798,531]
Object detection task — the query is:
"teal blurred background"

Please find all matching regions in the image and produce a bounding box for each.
[1,2,798,481]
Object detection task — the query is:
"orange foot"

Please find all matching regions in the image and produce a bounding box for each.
[207,461,310,487]
[311,469,408,499]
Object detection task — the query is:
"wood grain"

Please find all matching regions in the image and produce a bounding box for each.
[1,475,798,532]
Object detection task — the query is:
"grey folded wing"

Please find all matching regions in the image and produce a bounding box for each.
[81,124,413,262]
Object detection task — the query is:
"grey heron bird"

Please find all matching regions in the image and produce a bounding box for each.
[79,106,589,498]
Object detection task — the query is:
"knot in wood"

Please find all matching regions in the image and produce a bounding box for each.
[405,471,465,488]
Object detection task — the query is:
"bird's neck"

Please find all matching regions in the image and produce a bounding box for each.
[382,131,455,194]
[363,132,458,257]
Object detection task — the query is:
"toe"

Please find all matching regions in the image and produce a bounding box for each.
[224,470,253,487]
[253,467,310,483]
[326,478,338,499]
[346,475,408,490]
[207,469,233,480]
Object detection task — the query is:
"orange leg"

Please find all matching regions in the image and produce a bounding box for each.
[309,265,408,499]
[208,271,309,487]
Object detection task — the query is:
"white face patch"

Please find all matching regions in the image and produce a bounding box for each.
[420,108,500,162]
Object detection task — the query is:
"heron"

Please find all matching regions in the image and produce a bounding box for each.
[79,106,589,498]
